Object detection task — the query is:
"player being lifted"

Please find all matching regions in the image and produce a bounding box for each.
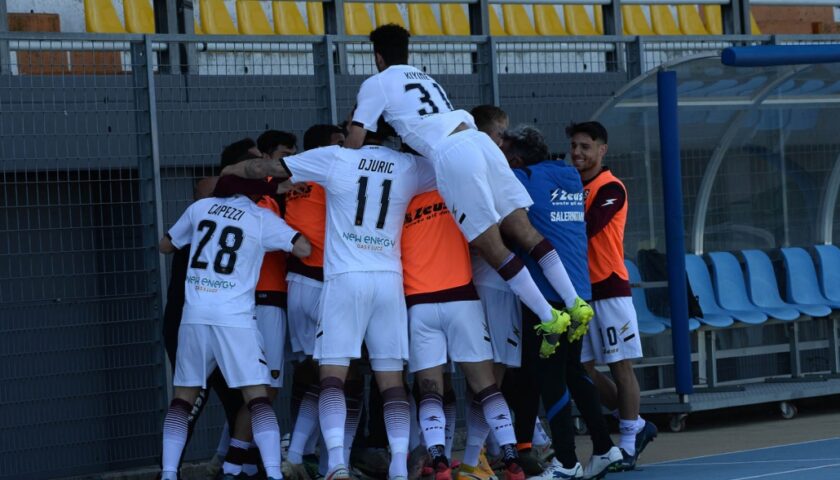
[343,25,593,353]
[158,172,311,480]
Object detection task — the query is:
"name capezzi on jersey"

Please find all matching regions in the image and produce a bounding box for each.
[207,203,246,222]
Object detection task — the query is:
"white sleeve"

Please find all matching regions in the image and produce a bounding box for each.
[261,211,301,252]
[352,75,387,131]
[413,155,438,194]
[282,147,335,185]
[167,204,195,249]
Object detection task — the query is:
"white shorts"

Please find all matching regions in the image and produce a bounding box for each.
[314,271,408,367]
[256,305,286,388]
[174,323,270,389]
[581,296,643,365]
[432,129,533,242]
[476,284,523,368]
[287,274,324,357]
[408,300,493,372]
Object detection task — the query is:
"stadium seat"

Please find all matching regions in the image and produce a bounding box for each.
[124,0,155,33]
[374,3,406,28]
[345,3,374,35]
[194,20,203,35]
[489,7,506,36]
[503,5,537,36]
[780,247,840,309]
[622,5,654,36]
[273,2,309,35]
[677,5,708,35]
[441,4,470,35]
[408,5,443,36]
[708,252,796,321]
[534,5,566,35]
[625,260,685,334]
[594,6,603,34]
[814,245,840,303]
[236,0,273,35]
[307,2,324,35]
[651,5,681,35]
[85,0,127,33]
[750,13,762,34]
[564,6,598,36]
[684,255,739,327]
[702,6,761,34]
[199,0,237,35]
[741,249,831,318]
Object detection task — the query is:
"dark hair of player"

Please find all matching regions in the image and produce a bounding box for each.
[303,124,344,151]
[220,138,257,169]
[257,130,297,156]
[565,121,608,144]
[366,117,398,145]
[503,125,550,167]
[470,105,508,132]
[370,24,410,66]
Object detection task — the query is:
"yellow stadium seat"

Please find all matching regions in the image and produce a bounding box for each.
[124,0,155,33]
[441,4,470,35]
[750,13,761,34]
[85,0,127,33]
[651,5,680,35]
[199,0,237,34]
[194,20,203,35]
[622,5,653,35]
[702,5,723,34]
[273,2,309,35]
[307,2,324,35]
[594,6,603,34]
[236,0,272,35]
[564,5,597,36]
[408,4,443,35]
[503,5,536,35]
[489,6,506,36]
[345,3,374,35]
[534,5,565,35]
[678,5,707,35]
[374,3,405,27]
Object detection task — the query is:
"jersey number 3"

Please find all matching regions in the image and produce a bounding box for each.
[405,83,453,115]
[355,177,392,229]
[190,219,244,274]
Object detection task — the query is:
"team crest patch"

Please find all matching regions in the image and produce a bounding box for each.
[271,370,281,379]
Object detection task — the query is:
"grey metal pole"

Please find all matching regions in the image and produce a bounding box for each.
[0,0,11,75]
[154,0,181,73]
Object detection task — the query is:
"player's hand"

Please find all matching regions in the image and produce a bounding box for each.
[291,235,312,258]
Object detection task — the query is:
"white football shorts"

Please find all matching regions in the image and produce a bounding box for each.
[408,300,493,372]
[256,305,286,388]
[287,274,324,358]
[174,323,271,389]
[476,284,523,368]
[432,128,533,242]
[581,296,643,365]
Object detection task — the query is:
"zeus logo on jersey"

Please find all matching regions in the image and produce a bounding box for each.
[404,201,448,225]
[550,188,584,206]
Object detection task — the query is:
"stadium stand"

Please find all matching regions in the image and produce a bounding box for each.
[345,2,374,35]
[84,0,126,33]
[814,245,840,303]
[503,4,537,36]
[781,247,840,310]
[408,4,443,36]
[684,254,743,327]
[200,0,237,34]
[677,5,708,35]
[651,5,681,35]
[622,5,655,35]
[236,0,273,35]
[564,5,599,36]
[708,251,798,322]
[741,249,832,318]
[533,5,566,36]
[307,2,324,34]
[441,4,470,35]
[374,3,405,28]
[625,260,685,334]
[489,5,505,36]
[273,1,309,35]
[124,0,155,33]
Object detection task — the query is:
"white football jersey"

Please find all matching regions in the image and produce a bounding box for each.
[168,195,300,328]
[352,65,476,159]
[282,145,436,279]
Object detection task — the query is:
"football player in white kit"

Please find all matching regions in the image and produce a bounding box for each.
[158,186,312,480]
[223,120,437,480]
[343,25,594,356]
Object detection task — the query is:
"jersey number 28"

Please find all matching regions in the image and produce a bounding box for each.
[190,220,244,274]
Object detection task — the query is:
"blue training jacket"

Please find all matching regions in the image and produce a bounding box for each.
[514,160,591,303]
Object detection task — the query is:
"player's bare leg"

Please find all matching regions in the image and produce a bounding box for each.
[584,359,643,461]
[161,387,202,480]
[499,209,593,342]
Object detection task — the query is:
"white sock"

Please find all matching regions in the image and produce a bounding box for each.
[498,255,552,321]
[618,419,641,455]
[535,247,578,306]
[532,418,550,446]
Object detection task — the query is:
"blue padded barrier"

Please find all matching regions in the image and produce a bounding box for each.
[814,245,840,303]
[708,252,798,321]
[683,255,740,327]
[722,44,840,67]
[625,259,699,333]
[742,249,832,318]
[780,247,840,310]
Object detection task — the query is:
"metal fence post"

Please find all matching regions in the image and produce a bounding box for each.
[626,37,643,80]
[603,0,625,73]
[0,0,11,75]
[478,36,500,106]
[471,0,491,36]
[178,0,197,73]
[316,36,339,125]
[154,0,181,73]
[131,37,171,402]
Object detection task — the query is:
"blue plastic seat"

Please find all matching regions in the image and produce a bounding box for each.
[708,252,797,322]
[683,255,738,327]
[814,245,840,303]
[625,259,698,333]
[742,249,831,318]
[781,247,840,309]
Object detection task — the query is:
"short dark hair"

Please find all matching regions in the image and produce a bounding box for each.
[565,121,608,144]
[470,105,508,132]
[370,24,410,66]
[257,130,297,156]
[220,138,257,169]
[503,125,549,166]
[304,124,344,151]
[366,117,398,144]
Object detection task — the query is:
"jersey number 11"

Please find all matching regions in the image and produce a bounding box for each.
[355,177,392,229]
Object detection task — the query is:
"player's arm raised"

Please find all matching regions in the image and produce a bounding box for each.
[346,77,387,149]
[159,234,176,254]
[219,157,290,180]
